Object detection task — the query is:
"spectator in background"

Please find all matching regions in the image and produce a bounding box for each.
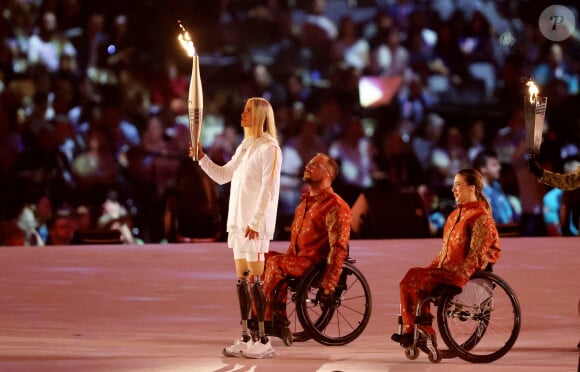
[97,192,134,244]
[398,75,435,131]
[0,220,26,246]
[284,72,311,109]
[411,113,445,178]
[300,0,338,76]
[301,0,338,43]
[99,88,140,166]
[106,14,137,73]
[250,64,287,109]
[363,10,394,47]
[71,128,119,207]
[373,127,424,192]
[75,205,92,233]
[493,107,526,165]
[34,194,53,242]
[45,207,76,245]
[150,58,189,110]
[135,114,180,195]
[73,13,108,75]
[279,114,327,216]
[27,11,76,73]
[16,204,44,246]
[473,149,520,226]
[430,124,470,199]
[533,43,579,96]
[466,119,486,162]
[329,117,376,205]
[460,11,499,67]
[368,26,410,77]
[126,114,179,242]
[331,16,370,72]
[417,184,446,236]
[432,19,468,84]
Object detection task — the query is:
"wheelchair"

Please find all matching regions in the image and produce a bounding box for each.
[251,257,372,346]
[394,268,521,363]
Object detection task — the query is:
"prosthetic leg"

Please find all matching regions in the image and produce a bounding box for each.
[237,270,252,343]
[252,275,269,344]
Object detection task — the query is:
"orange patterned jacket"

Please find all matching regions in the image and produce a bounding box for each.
[287,187,351,291]
[429,200,501,286]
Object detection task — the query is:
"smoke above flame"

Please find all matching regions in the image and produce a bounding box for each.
[177,20,196,57]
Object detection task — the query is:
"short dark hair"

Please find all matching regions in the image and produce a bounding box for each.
[318,153,339,180]
[472,149,498,170]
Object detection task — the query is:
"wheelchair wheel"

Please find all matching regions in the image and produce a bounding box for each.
[437,271,521,363]
[296,261,372,346]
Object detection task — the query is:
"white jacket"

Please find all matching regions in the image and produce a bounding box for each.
[199,134,282,239]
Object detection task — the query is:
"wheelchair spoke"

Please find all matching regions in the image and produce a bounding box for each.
[437,271,521,363]
[296,262,372,346]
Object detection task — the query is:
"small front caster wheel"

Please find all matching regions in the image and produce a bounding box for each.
[405,347,420,360]
[428,349,442,363]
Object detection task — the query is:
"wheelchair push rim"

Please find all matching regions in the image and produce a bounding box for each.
[296,261,372,346]
[437,270,521,363]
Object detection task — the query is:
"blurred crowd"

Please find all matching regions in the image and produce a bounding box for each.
[1,0,579,245]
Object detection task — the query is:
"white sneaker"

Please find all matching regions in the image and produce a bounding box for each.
[222,338,251,358]
[243,339,276,359]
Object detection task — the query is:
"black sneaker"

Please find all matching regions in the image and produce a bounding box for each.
[391,333,414,347]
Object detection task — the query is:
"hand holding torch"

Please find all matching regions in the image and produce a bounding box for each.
[178,21,203,161]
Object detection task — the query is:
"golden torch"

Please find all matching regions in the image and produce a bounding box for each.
[178,21,203,161]
[524,80,547,155]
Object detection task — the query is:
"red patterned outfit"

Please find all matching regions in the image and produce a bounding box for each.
[399,200,501,334]
[263,187,351,321]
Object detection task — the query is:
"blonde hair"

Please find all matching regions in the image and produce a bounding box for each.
[243,97,278,143]
[457,168,492,214]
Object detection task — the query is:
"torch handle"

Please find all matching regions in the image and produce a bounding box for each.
[188,55,204,161]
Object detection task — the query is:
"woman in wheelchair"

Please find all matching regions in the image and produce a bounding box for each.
[262,153,351,333]
[392,169,501,353]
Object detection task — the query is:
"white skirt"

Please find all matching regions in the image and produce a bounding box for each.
[228,232,270,261]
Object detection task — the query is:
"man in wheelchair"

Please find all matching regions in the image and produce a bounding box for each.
[391,169,501,357]
[261,153,351,336]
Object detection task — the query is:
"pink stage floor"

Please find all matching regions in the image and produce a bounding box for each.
[0,237,578,371]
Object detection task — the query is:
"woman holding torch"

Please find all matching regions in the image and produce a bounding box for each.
[190,97,282,359]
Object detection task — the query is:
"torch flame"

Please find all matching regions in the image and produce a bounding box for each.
[526,80,539,104]
[177,21,196,57]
